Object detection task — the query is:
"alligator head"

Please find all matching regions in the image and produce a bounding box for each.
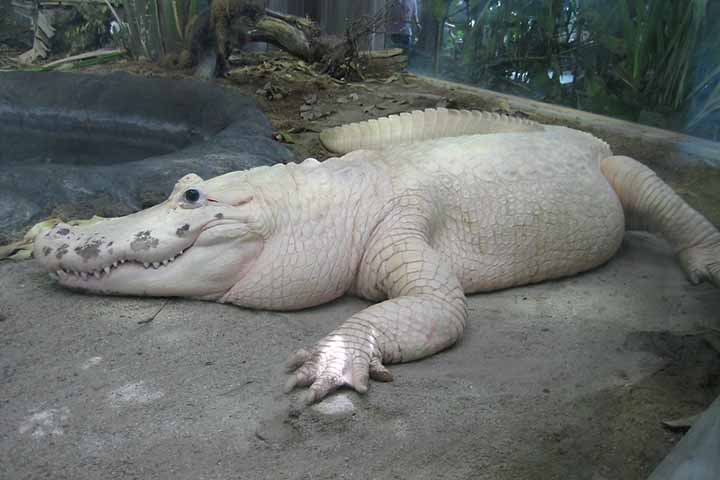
[33,172,266,300]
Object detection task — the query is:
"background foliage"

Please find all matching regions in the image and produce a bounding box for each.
[60,3,113,54]
[419,0,720,139]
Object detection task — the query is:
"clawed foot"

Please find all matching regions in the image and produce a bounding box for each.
[283,334,393,405]
[679,243,720,287]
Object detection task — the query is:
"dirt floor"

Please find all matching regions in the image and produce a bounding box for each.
[2,234,719,480]
[1,51,720,479]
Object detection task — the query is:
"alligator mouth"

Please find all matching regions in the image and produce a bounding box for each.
[50,247,189,282]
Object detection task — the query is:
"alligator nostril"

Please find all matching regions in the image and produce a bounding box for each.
[53,223,72,237]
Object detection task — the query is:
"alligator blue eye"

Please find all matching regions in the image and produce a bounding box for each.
[184,189,200,203]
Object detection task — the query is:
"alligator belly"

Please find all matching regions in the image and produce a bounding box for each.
[432,168,625,293]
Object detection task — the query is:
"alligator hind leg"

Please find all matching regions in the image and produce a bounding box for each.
[600,155,720,286]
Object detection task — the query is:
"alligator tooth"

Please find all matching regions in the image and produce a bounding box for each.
[112,261,118,268]
[93,271,101,279]
[120,259,126,264]
[80,272,88,280]
[58,270,68,279]
[104,266,111,274]
[48,272,59,281]
[143,262,150,268]
[162,259,169,266]
[152,262,160,269]
[168,257,174,262]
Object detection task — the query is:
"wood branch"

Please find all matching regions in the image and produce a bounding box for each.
[184,0,373,80]
[264,8,314,28]
[42,47,126,67]
[359,48,408,77]
[38,0,121,5]
[245,15,316,60]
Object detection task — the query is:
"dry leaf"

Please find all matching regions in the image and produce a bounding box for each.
[274,131,295,144]
[662,413,701,431]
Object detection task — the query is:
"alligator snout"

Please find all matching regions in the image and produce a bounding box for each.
[34,221,116,270]
[35,223,76,264]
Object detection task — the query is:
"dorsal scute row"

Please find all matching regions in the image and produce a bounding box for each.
[320,108,544,154]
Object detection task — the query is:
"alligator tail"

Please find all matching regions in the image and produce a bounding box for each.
[319,108,544,154]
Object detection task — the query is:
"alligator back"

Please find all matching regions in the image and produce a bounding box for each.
[362,125,623,293]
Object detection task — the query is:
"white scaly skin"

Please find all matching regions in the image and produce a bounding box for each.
[34,109,720,404]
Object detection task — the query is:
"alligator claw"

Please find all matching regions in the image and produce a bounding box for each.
[283,335,391,404]
[369,357,394,382]
[679,243,720,287]
[284,348,312,372]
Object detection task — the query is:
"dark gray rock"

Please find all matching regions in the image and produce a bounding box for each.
[0,72,295,241]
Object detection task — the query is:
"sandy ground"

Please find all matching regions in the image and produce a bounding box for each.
[1,233,719,479]
[1,53,720,478]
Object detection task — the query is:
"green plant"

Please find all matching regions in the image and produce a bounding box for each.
[430,0,453,74]
[122,0,208,62]
[426,0,720,138]
[63,2,113,54]
[684,1,720,135]
[434,0,577,103]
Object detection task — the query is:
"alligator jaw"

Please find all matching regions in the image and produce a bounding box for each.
[50,247,188,284]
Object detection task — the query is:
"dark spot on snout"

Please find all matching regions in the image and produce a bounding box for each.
[74,239,104,261]
[215,213,224,219]
[55,244,69,259]
[42,246,53,257]
[107,241,113,247]
[130,230,159,251]
[176,224,190,237]
[56,228,70,236]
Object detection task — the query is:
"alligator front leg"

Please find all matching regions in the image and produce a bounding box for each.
[284,237,467,404]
